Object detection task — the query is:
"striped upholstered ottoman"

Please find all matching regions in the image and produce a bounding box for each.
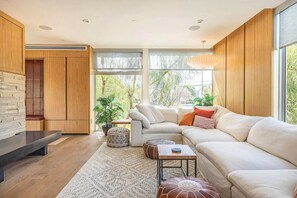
[143,139,175,159]
[107,127,130,148]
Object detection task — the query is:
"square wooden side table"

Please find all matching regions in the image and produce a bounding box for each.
[157,144,197,185]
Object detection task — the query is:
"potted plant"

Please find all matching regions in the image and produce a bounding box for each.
[193,93,215,106]
[93,95,124,136]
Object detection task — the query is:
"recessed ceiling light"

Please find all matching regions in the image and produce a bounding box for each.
[131,19,137,22]
[189,26,200,31]
[82,19,89,23]
[197,19,204,23]
[39,25,52,30]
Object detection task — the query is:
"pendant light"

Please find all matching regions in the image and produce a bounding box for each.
[187,41,218,69]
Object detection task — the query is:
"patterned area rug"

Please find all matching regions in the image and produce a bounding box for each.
[57,143,202,198]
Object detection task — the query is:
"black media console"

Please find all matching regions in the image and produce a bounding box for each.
[0,131,61,182]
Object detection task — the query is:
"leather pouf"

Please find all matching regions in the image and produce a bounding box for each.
[143,139,175,159]
[157,177,221,198]
[107,127,130,148]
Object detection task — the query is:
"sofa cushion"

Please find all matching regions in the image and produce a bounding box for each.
[158,108,178,123]
[247,117,297,167]
[193,116,215,129]
[178,106,217,122]
[178,107,194,122]
[136,105,165,124]
[217,112,263,141]
[212,105,231,126]
[179,112,195,126]
[129,109,150,128]
[194,107,216,118]
[196,142,296,178]
[142,122,182,134]
[229,170,297,198]
[182,127,236,146]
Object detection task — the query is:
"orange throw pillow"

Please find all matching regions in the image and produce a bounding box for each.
[194,107,215,118]
[179,112,195,126]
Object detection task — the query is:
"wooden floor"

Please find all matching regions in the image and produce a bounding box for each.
[0,132,106,198]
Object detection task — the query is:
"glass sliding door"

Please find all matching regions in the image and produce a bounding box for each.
[284,43,297,124]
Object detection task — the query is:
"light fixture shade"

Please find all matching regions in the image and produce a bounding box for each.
[187,54,218,69]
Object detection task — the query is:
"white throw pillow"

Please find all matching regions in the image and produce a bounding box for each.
[158,108,178,123]
[217,112,263,141]
[247,117,297,167]
[128,109,150,128]
[136,105,165,124]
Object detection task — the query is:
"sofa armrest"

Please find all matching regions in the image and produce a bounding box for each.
[130,120,143,147]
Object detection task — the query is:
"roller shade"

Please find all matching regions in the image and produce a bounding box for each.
[279,2,297,48]
[94,52,142,70]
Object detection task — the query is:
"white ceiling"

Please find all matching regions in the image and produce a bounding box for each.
[0,0,285,49]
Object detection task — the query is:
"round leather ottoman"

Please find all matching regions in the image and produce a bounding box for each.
[143,139,175,159]
[157,176,221,198]
[107,127,130,148]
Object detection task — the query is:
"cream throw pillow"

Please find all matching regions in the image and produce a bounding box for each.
[136,105,165,124]
[128,109,150,128]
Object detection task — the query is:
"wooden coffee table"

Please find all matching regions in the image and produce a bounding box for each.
[157,144,197,185]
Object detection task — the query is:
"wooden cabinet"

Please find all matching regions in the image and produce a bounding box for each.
[245,9,273,116]
[26,120,44,131]
[45,120,88,133]
[26,49,92,134]
[44,58,67,120]
[226,25,245,114]
[67,58,89,120]
[0,11,24,75]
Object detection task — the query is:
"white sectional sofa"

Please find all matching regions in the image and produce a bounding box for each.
[129,105,297,198]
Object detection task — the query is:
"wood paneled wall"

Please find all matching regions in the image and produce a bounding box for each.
[213,9,274,116]
[245,9,274,116]
[213,39,226,106]
[0,11,25,75]
[226,26,245,114]
[213,39,227,106]
[0,11,26,140]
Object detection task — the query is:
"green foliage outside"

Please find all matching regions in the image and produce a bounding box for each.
[95,75,142,119]
[286,44,297,124]
[149,70,212,107]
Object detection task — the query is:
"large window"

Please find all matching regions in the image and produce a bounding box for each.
[278,2,297,124]
[94,52,142,119]
[149,51,213,107]
[282,44,297,124]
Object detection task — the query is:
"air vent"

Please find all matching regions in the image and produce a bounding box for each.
[25,45,88,51]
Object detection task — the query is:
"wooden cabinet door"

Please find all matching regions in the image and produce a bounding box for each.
[44,57,66,120]
[0,16,24,74]
[67,57,89,120]
[226,25,245,114]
